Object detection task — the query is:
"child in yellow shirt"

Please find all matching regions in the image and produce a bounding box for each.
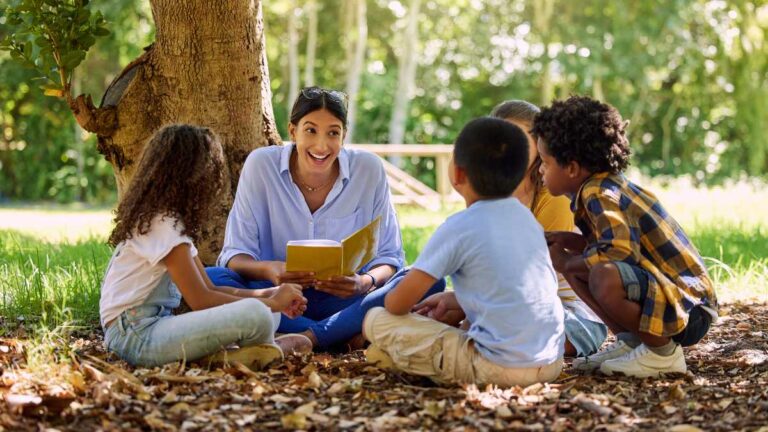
[491,100,608,357]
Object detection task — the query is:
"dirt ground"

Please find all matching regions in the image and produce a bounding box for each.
[1,302,767,431]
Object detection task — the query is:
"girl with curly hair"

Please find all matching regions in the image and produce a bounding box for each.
[490,100,607,358]
[100,125,311,370]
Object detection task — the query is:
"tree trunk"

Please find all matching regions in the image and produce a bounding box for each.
[71,0,280,263]
[344,0,367,144]
[533,0,555,105]
[388,0,421,158]
[304,0,318,87]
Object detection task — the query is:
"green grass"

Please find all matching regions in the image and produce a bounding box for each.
[0,230,111,330]
[1,182,767,331]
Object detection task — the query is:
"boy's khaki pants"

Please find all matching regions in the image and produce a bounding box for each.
[363,307,563,387]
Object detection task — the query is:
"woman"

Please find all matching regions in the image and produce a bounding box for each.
[207,87,444,350]
[492,99,608,357]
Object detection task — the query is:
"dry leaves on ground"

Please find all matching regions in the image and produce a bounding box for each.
[1,302,767,431]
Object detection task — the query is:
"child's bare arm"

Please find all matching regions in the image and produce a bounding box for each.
[413,292,465,326]
[384,269,437,315]
[165,244,307,315]
[194,257,276,298]
[545,231,587,252]
[227,255,316,287]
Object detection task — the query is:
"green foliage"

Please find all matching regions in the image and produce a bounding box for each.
[0,0,109,95]
[266,0,768,186]
[0,0,151,203]
[1,0,767,204]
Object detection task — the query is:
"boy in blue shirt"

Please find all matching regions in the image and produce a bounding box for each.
[363,117,565,387]
[532,96,718,378]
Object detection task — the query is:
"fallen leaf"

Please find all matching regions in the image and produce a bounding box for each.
[668,425,705,432]
[281,412,308,429]
[307,371,323,389]
[323,405,342,416]
[667,383,687,401]
[495,405,513,418]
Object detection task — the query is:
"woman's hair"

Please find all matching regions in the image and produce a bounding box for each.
[108,124,225,247]
[289,86,348,128]
[531,95,630,174]
[490,100,543,209]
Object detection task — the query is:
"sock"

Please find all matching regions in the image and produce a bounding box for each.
[616,332,641,348]
[647,340,677,356]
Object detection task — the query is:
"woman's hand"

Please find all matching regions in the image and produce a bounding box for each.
[413,292,465,326]
[262,261,316,288]
[315,274,367,299]
[267,283,308,318]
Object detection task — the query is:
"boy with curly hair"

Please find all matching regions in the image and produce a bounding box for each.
[532,96,718,378]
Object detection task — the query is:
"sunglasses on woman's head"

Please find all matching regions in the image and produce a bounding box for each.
[300,87,348,105]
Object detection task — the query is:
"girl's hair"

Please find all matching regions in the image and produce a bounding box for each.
[108,124,225,247]
[289,86,348,128]
[490,100,543,210]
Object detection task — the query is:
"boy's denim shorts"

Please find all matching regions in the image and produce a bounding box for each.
[563,308,608,356]
[615,261,712,347]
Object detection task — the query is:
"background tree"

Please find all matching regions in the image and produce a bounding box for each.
[1,0,281,262]
[2,0,767,210]
[344,0,367,143]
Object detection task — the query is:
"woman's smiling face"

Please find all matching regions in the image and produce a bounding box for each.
[289,108,345,176]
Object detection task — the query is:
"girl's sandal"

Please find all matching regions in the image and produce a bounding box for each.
[205,343,284,370]
[275,333,314,355]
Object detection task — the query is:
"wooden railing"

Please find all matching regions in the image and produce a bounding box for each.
[348,144,458,209]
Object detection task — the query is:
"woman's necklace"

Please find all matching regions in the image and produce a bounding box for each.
[291,152,337,193]
[300,176,334,192]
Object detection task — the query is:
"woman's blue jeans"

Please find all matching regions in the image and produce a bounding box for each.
[206,267,446,349]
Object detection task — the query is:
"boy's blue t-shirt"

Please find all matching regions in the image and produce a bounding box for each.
[413,197,565,368]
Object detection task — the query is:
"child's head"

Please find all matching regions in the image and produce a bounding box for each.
[531,95,631,196]
[490,100,543,194]
[452,117,529,199]
[109,124,225,246]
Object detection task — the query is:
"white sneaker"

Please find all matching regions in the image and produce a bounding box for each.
[600,343,687,378]
[572,340,633,371]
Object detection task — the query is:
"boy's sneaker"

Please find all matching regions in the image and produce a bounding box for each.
[572,340,633,371]
[600,343,686,378]
[205,343,284,370]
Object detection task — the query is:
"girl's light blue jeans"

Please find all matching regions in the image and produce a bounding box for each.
[206,267,446,349]
[103,275,277,367]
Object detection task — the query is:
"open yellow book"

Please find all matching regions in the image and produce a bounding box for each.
[286,216,381,280]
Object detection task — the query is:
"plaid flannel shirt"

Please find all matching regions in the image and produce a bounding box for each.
[572,172,718,337]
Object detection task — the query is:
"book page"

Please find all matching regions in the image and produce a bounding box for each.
[341,216,381,275]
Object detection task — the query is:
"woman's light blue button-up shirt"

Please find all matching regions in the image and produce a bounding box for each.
[217,144,405,272]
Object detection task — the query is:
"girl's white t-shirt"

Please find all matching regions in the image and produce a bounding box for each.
[99,215,198,327]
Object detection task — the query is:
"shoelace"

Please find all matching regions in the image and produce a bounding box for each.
[622,344,650,361]
[581,340,625,363]
[595,340,624,355]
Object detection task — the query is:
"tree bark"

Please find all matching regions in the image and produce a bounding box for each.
[71,0,280,263]
[344,0,367,144]
[388,0,421,153]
